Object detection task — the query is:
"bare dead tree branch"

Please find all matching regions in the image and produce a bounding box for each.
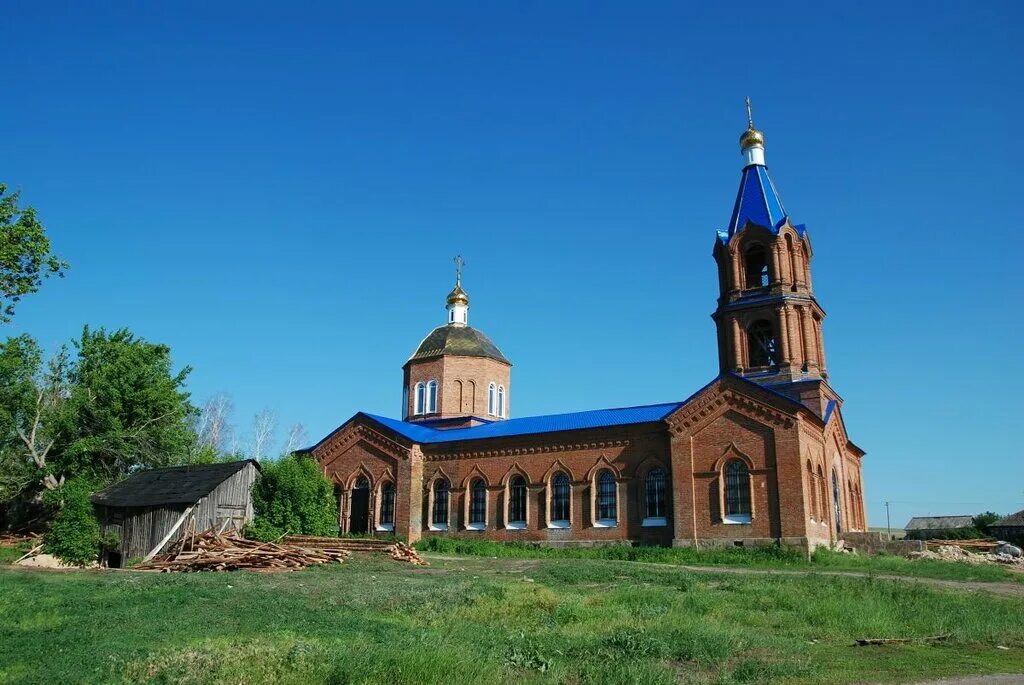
[282,423,308,456]
[250,409,277,462]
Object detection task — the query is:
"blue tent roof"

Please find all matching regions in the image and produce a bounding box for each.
[720,164,805,244]
[361,401,684,445]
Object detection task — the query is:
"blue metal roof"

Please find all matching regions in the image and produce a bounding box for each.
[362,401,684,445]
[721,164,805,244]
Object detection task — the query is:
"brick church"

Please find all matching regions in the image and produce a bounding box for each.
[306,106,867,551]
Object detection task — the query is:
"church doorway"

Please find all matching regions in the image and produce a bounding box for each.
[349,477,370,534]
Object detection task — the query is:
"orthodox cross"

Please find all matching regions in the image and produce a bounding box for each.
[745,96,754,128]
[454,255,465,284]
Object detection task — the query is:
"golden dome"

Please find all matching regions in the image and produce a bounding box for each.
[740,125,764,150]
[447,282,469,306]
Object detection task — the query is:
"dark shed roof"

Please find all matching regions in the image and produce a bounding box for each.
[904,515,974,531]
[91,460,259,508]
[991,510,1024,528]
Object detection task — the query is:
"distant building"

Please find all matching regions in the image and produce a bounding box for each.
[306,104,868,552]
[904,516,975,538]
[91,460,260,567]
[989,510,1024,545]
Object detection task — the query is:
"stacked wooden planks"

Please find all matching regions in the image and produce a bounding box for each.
[283,535,429,566]
[134,531,350,572]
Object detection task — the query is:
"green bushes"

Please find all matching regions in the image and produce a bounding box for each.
[247,454,338,541]
[42,479,113,565]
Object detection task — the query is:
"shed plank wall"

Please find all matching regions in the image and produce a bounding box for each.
[98,463,259,562]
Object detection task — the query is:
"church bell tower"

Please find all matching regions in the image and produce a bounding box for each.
[711,100,835,418]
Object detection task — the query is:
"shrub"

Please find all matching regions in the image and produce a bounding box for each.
[42,479,103,565]
[246,454,337,541]
[973,511,1001,535]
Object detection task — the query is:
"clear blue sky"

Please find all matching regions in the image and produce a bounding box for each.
[3,2,1021,528]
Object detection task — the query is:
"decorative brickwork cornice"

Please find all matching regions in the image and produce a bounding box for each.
[426,438,631,462]
[668,385,794,434]
[314,422,411,468]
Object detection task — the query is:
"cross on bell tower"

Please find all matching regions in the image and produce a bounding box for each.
[710,100,836,418]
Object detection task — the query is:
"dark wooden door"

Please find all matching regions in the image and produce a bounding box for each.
[349,485,370,534]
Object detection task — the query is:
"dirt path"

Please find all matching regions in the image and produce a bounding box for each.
[423,554,1024,598]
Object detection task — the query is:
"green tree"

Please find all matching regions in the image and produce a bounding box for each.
[248,454,337,541]
[0,335,43,500]
[42,479,103,565]
[50,326,196,483]
[0,184,67,323]
[973,511,1001,535]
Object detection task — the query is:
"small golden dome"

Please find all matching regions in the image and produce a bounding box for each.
[740,125,764,150]
[447,282,469,306]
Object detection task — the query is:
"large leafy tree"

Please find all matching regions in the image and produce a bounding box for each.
[50,327,197,482]
[0,184,67,323]
[0,335,46,500]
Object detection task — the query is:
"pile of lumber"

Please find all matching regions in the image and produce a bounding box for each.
[0,532,40,547]
[135,531,350,573]
[926,539,997,551]
[389,541,428,566]
[283,535,429,566]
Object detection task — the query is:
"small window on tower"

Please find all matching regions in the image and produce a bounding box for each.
[744,245,770,289]
[414,382,426,415]
[747,320,778,368]
[487,383,496,416]
[427,380,438,413]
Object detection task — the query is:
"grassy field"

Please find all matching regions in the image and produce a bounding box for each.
[1,554,1022,685]
[415,536,1024,584]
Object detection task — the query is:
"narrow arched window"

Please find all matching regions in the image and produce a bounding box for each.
[645,469,666,519]
[497,385,505,417]
[427,380,438,413]
[724,460,751,521]
[744,244,769,289]
[551,472,570,524]
[806,461,816,520]
[469,478,487,527]
[414,382,426,415]
[487,383,496,416]
[596,470,617,523]
[832,470,843,534]
[509,476,527,525]
[816,466,827,523]
[747,320,778,368]
[432,479,449,527]
[380,482,395,527]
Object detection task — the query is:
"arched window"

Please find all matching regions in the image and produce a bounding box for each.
[487,383,496,416]
[816,466,827,524]
[497,385,505,417]
[723,460,751,523]
[427,380,438,413]
[469,478,487,529]
[644,469,667,524]
[596,470,617,524]
[414,382,426,415]
[806,461,816,520]
[747,320,778,368]
[508,476,527,527]
[744,244,769,289]
[379,482,395,530]
[550,472,570,526]
[832,470,843,534]
[431,479,449,530]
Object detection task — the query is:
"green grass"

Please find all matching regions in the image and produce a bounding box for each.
[1,555,1023,684]
[414,536,1024,584]
[0,543,29,565]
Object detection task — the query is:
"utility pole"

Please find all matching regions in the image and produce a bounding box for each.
[885,501,891,538]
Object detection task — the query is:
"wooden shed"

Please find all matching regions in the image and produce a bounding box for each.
[989,510,1024,546]
[91,460,260,567]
